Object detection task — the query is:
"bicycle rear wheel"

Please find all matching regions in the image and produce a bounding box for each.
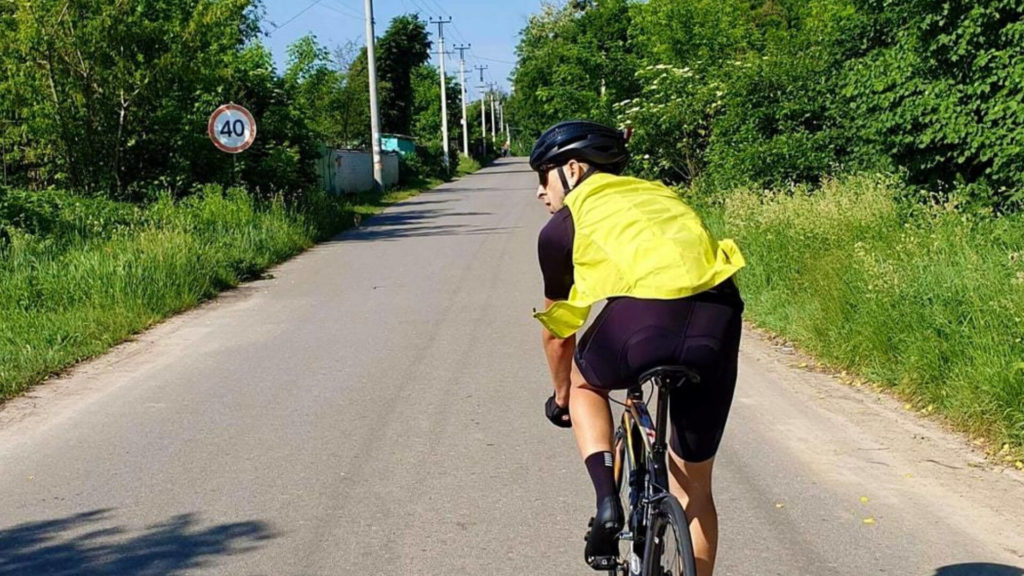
[642,496,697,576]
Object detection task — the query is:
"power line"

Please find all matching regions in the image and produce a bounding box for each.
[407,0,441,19]
[474,55,517,65]
[324,0,362,19]
[423,0,450,19]
[447,22,511,93]
[269,0,325,35]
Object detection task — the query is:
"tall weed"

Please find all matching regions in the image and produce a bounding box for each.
[705,175,1024,448]
[0,185,362,400]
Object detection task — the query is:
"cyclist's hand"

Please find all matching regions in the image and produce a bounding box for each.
[545,394,572,428]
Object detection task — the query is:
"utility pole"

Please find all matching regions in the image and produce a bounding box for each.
[454,44,471,157]
[475,65,487,156]
[430,17,452,169]
[489,83,497,144]
[364,0,383,190]
[499,99,505,141]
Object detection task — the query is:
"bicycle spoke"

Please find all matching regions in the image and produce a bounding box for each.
[643,497,696,576]
[654,529,683,576]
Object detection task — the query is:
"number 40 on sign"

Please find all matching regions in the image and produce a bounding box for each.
[208,103,256,154]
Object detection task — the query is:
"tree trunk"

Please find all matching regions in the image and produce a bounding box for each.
[115,91,126,198]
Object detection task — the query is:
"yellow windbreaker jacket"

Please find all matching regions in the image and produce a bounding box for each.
[534,173,745,338]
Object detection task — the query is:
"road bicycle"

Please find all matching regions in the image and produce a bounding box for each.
[603,365,700,576]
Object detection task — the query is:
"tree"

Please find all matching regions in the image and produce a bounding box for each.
[507,0,638,142]
[410,64,461,154]
[2,0,270,197]
[377,14,432,135]
[841,0,1024,206]
[284,34,354,148]
[0,0,332,199]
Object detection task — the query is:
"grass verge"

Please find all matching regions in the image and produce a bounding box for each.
[695,174,1024,459]
[456,154,482,177]
[0,180,438,403]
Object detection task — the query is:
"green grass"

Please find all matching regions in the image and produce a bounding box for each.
[0,181,437,402]
[456,154,482,177]
[695,174,1024,456]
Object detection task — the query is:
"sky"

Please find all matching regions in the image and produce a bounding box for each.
[260,0,544,99]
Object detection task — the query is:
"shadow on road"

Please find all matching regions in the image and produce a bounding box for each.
[0,509,275,575]
[934,564,1024,575]
[473,169,534,176]
[329,206,517,243]
[391,196,457,207]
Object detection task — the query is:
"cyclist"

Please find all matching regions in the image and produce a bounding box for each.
[532,120,745,576]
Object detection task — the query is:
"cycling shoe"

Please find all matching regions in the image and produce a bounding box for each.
[584,495,624,570]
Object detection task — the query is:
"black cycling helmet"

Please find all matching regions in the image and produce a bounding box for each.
[529,120,630,175]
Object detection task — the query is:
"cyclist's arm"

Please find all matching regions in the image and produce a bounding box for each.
[537,209,575,406]
[542,298,575,406]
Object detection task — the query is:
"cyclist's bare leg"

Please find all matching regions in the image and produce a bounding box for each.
[668,451,717,576]
[569,360,623,566]
[568,360,613,458]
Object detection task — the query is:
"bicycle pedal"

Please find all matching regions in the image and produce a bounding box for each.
[587,555,617,571]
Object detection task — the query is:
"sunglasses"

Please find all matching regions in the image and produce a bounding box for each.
[538,165,558,187]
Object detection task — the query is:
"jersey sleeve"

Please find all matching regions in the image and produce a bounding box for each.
[537,208,575,301]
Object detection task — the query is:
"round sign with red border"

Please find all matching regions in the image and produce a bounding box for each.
[208,103,256,153]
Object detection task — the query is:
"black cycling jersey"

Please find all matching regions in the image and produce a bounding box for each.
[537,207,575,301]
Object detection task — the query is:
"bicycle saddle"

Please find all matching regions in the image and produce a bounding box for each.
[638,365,701,391]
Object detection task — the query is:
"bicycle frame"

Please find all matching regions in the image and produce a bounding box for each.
[614,367,700,576]
[622,382,673,498]
[615,380,675,574]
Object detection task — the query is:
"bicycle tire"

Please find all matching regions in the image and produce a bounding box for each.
[642,495,697,576]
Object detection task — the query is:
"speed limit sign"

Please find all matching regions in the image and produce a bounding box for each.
[208,103,256,153]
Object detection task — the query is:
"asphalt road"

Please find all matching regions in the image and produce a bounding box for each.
[1,159,1022,576]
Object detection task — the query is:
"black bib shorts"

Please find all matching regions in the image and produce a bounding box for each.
[574,282,743,463]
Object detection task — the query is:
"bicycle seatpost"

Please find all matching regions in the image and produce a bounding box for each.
[652,377,672,490]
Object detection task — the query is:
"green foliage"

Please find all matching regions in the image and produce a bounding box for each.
[703,0,859,188]
[0,187,139,243]
[410,64,462,154]
[456,155,481,177]
[283,35,359,148]
[510,0,1024,449]
[704,175,1024,448]
[511,0,1024,206]
[0,4,457,200]
[0,180,435,401]
[464,98,503,162]
[507,0,638,139]
[841,0,1024,207]
[0,185,303,398]
[0,0,293,198]
[377,14,432,135]
[399,143,454,184]
[630,0,752,67]
[614,64,719,184]
[339,47,373,149]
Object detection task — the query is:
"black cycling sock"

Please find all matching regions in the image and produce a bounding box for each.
[585,451,616,505]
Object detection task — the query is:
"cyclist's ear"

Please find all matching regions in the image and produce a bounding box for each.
[567,160,587,184]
